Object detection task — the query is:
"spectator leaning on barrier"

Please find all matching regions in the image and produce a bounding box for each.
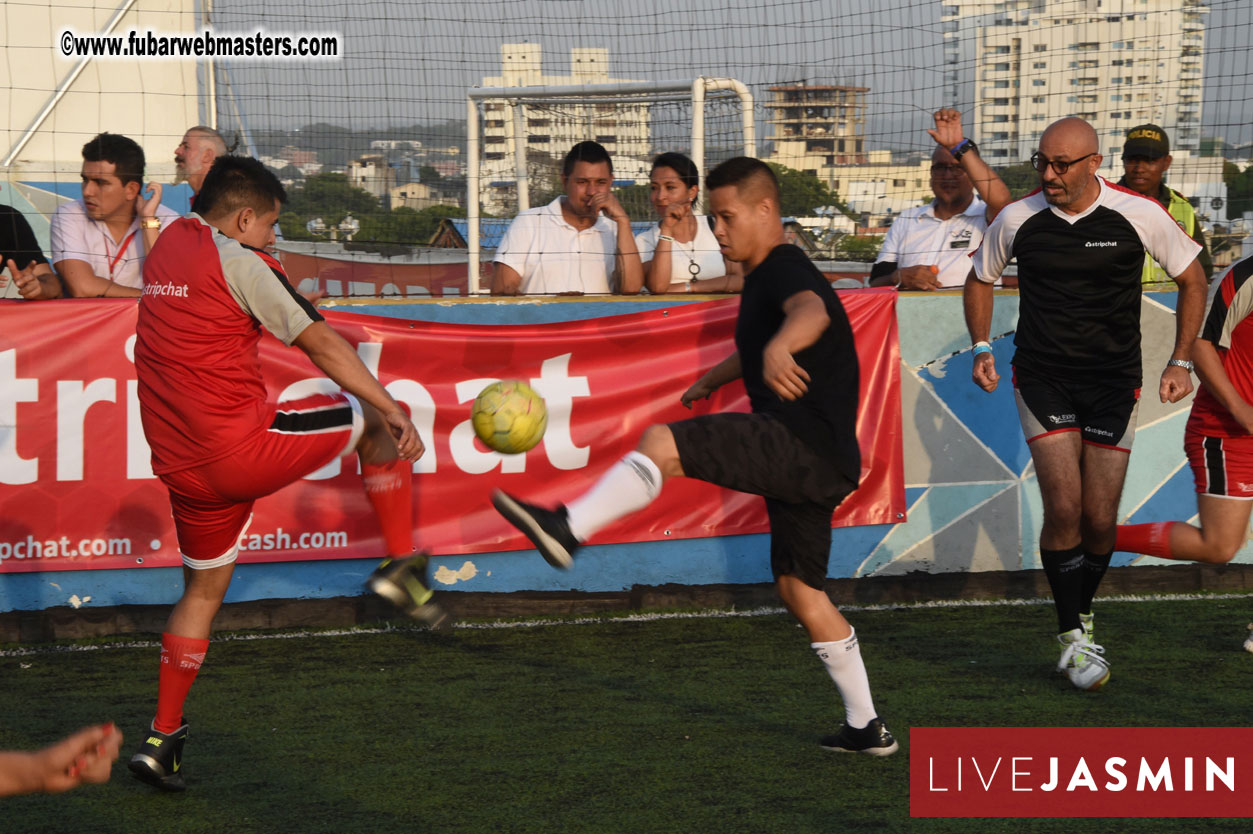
[491,140,643,295]
[50,132,179,298]
[175,125,228,198]
[1117,123,1213,284]
[0,194,62,300]
[870,108,1010,291]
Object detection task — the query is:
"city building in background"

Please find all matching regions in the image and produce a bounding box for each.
[765,84,869,172]
[478,43,652,214]
[943,0,1207,161]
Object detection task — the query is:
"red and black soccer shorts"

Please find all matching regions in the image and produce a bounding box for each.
[1013,367,1140,452]
[668,412,858,590]
[160,392,364,569]
[1184,428,1253,499]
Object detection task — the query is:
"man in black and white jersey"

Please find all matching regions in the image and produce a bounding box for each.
[963,117,1207,691]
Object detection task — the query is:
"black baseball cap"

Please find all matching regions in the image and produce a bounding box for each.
[1123,124,1170,159]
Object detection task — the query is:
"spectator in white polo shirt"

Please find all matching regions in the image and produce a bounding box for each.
[50,132,179,298]
[870,109,1010,291]
[491,141,643,295]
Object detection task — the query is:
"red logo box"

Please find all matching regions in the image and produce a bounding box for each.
[910,727,1253,817]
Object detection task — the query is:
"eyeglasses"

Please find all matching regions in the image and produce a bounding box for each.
[1030,151,1097,175]
[930,163,965,175]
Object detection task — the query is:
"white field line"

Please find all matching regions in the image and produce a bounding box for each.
[3,591,1253,657]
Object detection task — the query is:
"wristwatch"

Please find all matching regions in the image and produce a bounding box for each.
[139,216,162,230]
[1167,359,1194,372]
[950,139,978,161]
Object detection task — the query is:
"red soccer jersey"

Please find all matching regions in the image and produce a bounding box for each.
[1188,255,1253,438]
[135,214,321,474]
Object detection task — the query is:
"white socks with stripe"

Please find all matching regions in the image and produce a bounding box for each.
[812,628,878,730]
[566,451,663,542]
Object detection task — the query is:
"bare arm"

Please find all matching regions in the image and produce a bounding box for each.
[681,351,742,408]
[963,272,1000,392]
[1193,339,1253,433]
[0,724,122,797]
[1160,257,1207,403]
[3,259,62,300]
[491,261,523,296]
[136,183,164,254]
[592,192,643,294]
[763,290,830,401]
[55,259,141,298]
[292,321,422,460]
[929,108,1011,222]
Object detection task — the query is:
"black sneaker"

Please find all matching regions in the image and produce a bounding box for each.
[819,717,899,756]
[367,553,454,630]
[491,490,580,569]
[128,722,189,791]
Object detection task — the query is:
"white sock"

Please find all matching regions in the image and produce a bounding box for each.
[812,628,878,729]
[565,451,663,541]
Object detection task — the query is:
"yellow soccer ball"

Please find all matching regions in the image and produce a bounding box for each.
[471,380,548,454]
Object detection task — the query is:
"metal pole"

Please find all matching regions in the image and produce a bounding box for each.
[467,95,481,294]
[691,78,706,210]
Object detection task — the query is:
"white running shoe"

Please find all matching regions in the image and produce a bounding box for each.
[1243,624,1253,655]
[1057,628,1110,691]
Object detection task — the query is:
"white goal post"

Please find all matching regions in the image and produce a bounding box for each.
[465,77,756,293]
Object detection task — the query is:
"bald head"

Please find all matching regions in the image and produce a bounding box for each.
[1040,117,1099,158]
[186,126,227,155]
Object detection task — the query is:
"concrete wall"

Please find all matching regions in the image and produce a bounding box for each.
[4,291,1242,618]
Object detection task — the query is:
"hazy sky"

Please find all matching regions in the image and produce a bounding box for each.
[211,0,1252,151]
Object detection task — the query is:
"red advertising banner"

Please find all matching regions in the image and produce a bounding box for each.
[0,292,903,573]
[911,727,1253,818]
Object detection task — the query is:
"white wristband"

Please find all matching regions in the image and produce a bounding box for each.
[658,234,676,243]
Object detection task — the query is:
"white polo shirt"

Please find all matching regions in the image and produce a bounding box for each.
[50,199,180,290]
[493,197,619,294]
[874,197,988,288]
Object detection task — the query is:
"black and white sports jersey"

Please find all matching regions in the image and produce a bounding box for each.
[973,178,1200,386]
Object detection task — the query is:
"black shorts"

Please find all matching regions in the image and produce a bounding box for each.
[668,412,857,590]
[1012,367,1140,451]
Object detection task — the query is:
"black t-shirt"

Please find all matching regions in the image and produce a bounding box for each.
[0,204,48,269]
[973,180,1201,387]
[736,243,861,482]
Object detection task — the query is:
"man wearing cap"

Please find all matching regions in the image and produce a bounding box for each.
[870,108,1010,291]
[1119,124,1212,284]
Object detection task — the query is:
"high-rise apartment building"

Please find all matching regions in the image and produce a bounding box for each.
[942,0,1206,162]
[478,44,650,213]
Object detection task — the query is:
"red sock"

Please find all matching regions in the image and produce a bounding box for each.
[1114,522,1180,559]
[154,633,209,733]
[361,458,415,556]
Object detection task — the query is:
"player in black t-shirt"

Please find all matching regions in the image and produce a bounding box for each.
[0,203,62,300]
[493,157,897,756]
[965,117,1207,691]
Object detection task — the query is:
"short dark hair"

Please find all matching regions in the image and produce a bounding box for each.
[81,132,145,186]
[562,141,613,177]
[651,152,700,190]
[192,156,287,219]
[706,156,779,204]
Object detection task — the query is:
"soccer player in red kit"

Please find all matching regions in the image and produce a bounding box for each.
[1116,253,1253,652]
[128,156,443,791]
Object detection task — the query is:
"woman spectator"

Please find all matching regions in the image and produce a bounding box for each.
[635,152,742,294]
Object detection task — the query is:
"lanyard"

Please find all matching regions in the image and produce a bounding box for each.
[106,230,137,279]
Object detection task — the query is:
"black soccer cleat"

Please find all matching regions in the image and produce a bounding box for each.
[819,717,899,757]
[367,553,454,630]
[128,722,189,791]
[491,490,580,569]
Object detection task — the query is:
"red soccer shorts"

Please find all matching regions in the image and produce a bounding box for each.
[160,393,364,568]
[1185,428,1253,499]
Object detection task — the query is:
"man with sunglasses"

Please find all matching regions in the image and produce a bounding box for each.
[1117,124,1212,284]
[964,117,1207,691]
[870,108,1010,290]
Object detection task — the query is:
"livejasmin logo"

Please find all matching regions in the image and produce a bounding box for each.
[910,727,1253,818]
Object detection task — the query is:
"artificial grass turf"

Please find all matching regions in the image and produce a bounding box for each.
[2,596,1250,833]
